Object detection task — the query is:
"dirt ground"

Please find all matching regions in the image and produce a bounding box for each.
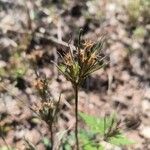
[0,0,150,150]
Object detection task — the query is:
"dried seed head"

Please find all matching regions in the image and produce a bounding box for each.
[33,76,49,102]
[34,79,45,90]
[27,50,43,62]
[79,49,85,62]
[83,39,94,49]
[37,101,57,123]
[57,34,107,86]
[64,53,73,66]
[42,102,55,109]
[38,101,55,115]
[87,51,97,65]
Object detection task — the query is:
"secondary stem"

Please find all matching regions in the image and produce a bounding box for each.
[49,123,54,150]
[74,85,79,150]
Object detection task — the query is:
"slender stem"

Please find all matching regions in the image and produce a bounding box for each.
[74,85,79,150]
[49,123,54,150]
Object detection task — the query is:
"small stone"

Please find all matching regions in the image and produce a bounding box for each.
[121,71,130,82]
[6,99,21,115]
[140,126,150,139]
[37,143,45,150]
[144,88,150,99]
[142,100,150,112]
[132,42,140,49]
[142,99,150,117]
[16,141,26,150]
[0,98,6,112]
[15,129,26,140]
[101,141,122,150]
[110,43,127,65]
[25,129,41,145]
[0,60,7,68]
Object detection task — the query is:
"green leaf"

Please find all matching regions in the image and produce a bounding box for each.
[79,112,104,135]
[15,68,26,77]
[79,130,104,150]
[79,129,94,145]
[98,145,104,150]
[42,137,51,147]
[79,112,116,135]
[79,112,135,148]
[58,64,66,72]
[83,144,104,150]
[107,133,135,146]
[83,145,97,150]
[63,144,72,150]
[56,65,73,82]
[61,131,75,150]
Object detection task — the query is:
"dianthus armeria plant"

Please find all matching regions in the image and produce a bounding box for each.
[56,30,107,150]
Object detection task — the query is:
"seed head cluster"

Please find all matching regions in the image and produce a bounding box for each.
[58,39,106,86]
[37,101,59,124]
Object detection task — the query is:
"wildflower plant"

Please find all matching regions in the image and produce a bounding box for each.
[37,96,61,149]
[56,30,107,149]
[57,34,106,86]
[34,73,61,149]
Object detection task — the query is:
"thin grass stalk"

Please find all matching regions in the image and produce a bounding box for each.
[74,84,79,150]
[49,123,54,150]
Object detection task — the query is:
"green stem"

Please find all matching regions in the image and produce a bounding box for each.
[74,85,79,150]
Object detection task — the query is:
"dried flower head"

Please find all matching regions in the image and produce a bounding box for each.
[38,101,55,123]
[34,78,45,90]
[34,75,50,102]
[27,50,44,63]
[57,34,107,86]
[37,95,61,125]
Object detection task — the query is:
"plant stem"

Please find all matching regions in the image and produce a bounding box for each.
[49,123,54,150]
[74,85,79,150]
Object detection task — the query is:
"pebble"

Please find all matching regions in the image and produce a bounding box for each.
[144,88,150,100]
[0,60,7,68]
[140,126,150,139]
[142,99,150,117]
[25,129,41,145]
